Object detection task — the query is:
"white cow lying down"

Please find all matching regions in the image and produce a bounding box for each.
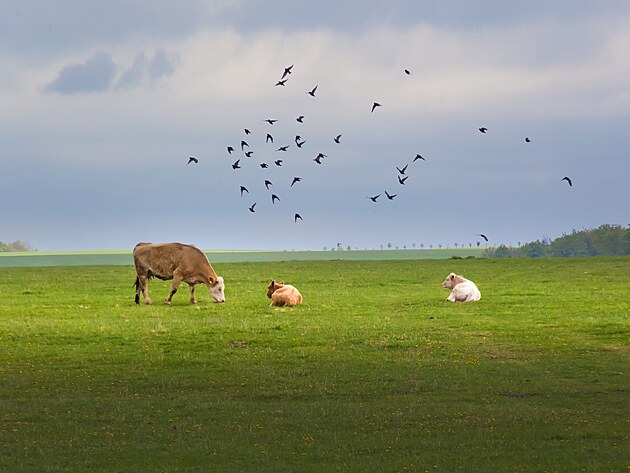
[442,273,481,302]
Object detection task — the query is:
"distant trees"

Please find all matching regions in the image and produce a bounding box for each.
[484,224,630,258]
[0,240,32,252]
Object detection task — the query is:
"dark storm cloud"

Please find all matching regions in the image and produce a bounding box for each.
[44,51,116,94]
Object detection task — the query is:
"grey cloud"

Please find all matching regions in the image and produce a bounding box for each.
[45,51,116,94]
[114,53,148,91]
[113,50,175,90]
[148,50,175,82]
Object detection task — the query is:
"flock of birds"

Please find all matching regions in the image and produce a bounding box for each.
[185,64,574,244]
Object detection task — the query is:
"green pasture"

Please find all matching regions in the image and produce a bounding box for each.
[0,248,485,267]
[0,257,628,472]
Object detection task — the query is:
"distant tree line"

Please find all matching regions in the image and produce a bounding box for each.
[483,224,630,258]
[0,240,33,252]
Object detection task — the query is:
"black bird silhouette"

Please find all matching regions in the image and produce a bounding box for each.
[241,140,249,150]
[187,156,198,165]
[240,186,249,196]
[479,127,488,133]
[334,134,342,144]
[476,234,489,242]
[367,194,381,203]
[260,163,269,169]
[281,64,293,80]
[227,146,234,154]
[561,176,573,187]
[313,153,327,164]
[245,151,254,158]
[290,177,302,187]
[244,128,251,135]
[265,119,278,125]
[413,154,425,162]
[264,180,273,190]
[404,69,411,75]
[296,140,306,148]
[248,203,256,213]
[398,175,409,185]
[271,194,280,204]
[294,135,302,144]
[296,115,304,123]
[232,159,241,170]
[307,85,318,97]
[396,164,408,175]
[266,133,273,143]
[525,137,531,143]
[275,79,287,86]
[294,213,303,223]
[371,102,382,113]
[274,159,283,166]
[277,145,290,152]
[384,191,397,200]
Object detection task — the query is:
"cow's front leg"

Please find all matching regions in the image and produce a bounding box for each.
[165,274,183,305]
[188,283,197,304]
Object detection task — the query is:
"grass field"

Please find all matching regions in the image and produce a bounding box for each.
[0,248,485,267]
[0,257,628,472]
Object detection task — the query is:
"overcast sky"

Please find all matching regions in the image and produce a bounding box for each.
[1,1,629,251]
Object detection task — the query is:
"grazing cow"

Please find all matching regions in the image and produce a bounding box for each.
[133,242,225,305]
[442,272,481,302]
[267,280,303,307]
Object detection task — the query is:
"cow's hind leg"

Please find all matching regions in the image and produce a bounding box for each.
[136,274,152,305]
[165,274,183,305]
[188,283,197,304]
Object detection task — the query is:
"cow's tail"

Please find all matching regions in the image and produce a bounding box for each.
[134,277,140,304]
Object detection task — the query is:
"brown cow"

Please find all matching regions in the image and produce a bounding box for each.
[133,242,225,305]
[267,280,303,307]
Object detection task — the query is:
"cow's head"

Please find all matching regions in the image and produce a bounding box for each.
[267,280,284,299]
[442,273,458,289]
[209,276,225,302]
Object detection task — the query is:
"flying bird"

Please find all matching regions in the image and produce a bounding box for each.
[264,180,273,190]
[275,79,287,86]
[227,146,234,154]
[314,153,327,164]
[561,176,573,187]
[367,194,381,203]
[241,140,249,150]
[274,160,283,166]
[277,145,290,152]
[476,234,489,242]
[294,135,302,144]
[271,194,280,204]
[187,156,198,165]
[413,154,425,162]
[265,119,278,125]
[525,137,531,143]
[296,140,306,148]
[239,186,249,196]
[296,116,304,123]
[294,213,303,223]
[398,175,409,185]
[479,127,488,133]
[281,64,293,80]
[266,133,273,143]
[371,102,382,113]
[307,85,318,97]
[245,151,254,158]
[290,177,302,187]
[260,163,269,169]
[404,69,411,75]
[396,164,409,175]
[384,191,397,200]
[334,134,342,144]
[232,160,241,170]
[248,203,256,213]
[244,128,251,135]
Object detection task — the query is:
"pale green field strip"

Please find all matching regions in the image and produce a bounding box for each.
[0,248,485,267]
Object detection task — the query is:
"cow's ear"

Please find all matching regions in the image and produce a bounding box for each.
[209,276,216,284]
[450,274,455,280]
[279,281,284,285]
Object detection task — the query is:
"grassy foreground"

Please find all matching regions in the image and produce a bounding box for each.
[0,257,628,472]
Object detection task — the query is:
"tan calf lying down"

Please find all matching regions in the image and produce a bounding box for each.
[267,280,303,307]
[442,272,481,302]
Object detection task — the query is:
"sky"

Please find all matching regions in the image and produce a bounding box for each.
[1,0,629,251]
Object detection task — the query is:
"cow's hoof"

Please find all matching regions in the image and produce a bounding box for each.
[190,300,197,304]
[164,301,171,306]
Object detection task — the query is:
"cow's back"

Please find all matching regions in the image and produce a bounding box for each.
[133,242,213,281]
